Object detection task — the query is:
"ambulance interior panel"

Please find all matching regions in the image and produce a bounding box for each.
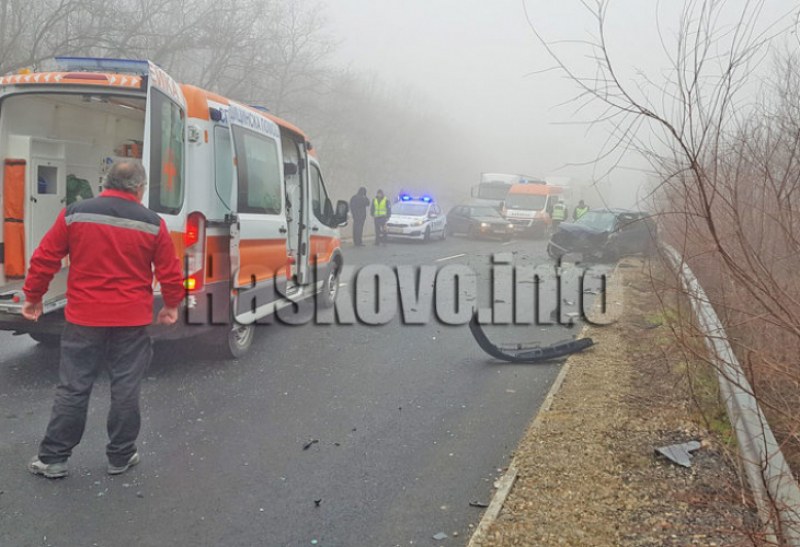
[0,92,145,288]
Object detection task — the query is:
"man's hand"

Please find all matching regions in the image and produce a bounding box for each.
[156,306,179,325]
[22,301,43,322]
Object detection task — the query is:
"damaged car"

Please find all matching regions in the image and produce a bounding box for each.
[547,209,657,262]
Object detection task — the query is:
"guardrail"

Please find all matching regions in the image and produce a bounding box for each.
[663,244,800,544]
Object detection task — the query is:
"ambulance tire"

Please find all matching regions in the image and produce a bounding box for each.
[221,322,255,359]
[28,332,60,347]
[319,260,340,309]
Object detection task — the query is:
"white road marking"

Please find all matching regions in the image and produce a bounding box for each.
[436,253,466,262]
[501,241,514,246]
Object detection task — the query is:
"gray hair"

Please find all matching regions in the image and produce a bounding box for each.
[104,161,147,193]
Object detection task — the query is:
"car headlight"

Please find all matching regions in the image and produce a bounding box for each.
[480,222,490,228]
[507,223,514,230]
[413,219,425,226]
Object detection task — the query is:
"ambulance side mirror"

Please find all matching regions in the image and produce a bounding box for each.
[334,200,349,227]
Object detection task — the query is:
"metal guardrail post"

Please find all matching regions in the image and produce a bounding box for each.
[663,245,800,544]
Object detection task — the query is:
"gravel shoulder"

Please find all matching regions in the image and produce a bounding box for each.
[472,257,756,546]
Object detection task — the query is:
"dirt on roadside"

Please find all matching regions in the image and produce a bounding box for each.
[473,257,757,547]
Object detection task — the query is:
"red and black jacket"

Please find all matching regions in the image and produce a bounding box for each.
[23,189,184,327]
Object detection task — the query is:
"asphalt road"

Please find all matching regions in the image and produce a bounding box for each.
[0,234,608,547]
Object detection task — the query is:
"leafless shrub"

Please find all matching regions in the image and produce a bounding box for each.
[525,0,800,542]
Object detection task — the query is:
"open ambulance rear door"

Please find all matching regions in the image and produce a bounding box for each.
[0,60,186,323]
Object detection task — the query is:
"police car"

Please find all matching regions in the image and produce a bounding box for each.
[385,195,447,242]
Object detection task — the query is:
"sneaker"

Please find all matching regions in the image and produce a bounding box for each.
[28,458,68,479]
[107,452,140,475]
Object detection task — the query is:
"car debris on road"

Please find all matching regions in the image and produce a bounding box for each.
[469,313,594,363]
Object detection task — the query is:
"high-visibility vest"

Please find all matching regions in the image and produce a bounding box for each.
[552,203,567,221]
[575,206,589,219]
[373,197,388,217]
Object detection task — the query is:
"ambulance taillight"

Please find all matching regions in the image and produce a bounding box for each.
[184,212,206,292]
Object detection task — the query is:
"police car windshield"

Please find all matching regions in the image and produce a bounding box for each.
[506,194,547,210]
[393,202,429,216]
[574,211,616,231]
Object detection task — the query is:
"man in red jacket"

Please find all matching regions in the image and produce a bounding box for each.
[22,160,184,479]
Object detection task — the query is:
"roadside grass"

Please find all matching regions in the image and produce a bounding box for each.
[645,258,736,448]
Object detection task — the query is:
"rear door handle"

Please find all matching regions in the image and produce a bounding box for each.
[311,226,320,232]
[279,226,288,234]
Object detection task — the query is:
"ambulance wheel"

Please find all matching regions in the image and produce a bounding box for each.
[224,322,255,359]
[319,261,340,309]
[28,332,60,347]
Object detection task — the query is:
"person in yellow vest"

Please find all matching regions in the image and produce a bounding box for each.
[551,198,568,230]
[573,199,589,221]
[370,189,391,246]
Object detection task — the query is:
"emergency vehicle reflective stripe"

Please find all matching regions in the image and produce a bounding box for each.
[552,204,567,220]
[374,197,388,217]
[575,206,589,219]
[65,212,160,235]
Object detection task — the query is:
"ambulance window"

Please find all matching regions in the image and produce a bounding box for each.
[148,89,185,215]
[310,164,332,224]
[213,127,234,211]
[232,128,282,215]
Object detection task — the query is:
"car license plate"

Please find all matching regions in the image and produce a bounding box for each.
[388,226,403,234]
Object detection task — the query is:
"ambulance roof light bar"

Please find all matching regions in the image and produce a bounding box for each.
[54,57,150,75]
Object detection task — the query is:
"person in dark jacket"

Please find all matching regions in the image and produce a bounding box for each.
[22,160,184,479]
[349,187,370,246]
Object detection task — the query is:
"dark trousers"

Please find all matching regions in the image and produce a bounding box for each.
[374,217,388,245]
[352,215,366,246]
[39,323,153,467]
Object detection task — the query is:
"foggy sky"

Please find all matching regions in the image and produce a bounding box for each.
[324,0,797,209]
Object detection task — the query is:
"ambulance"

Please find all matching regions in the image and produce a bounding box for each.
[502,181,564,236]
[0,57,348,357]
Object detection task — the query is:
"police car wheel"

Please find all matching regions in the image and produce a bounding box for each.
[423,226,431,242]
[225,323,254,359]
[440,226,447,240]
[28,332,60,347]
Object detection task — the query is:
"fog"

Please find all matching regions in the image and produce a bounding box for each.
[0,0,794,210]
[322,0,796,209]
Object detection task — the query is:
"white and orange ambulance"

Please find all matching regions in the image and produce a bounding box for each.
[0,57,348,357]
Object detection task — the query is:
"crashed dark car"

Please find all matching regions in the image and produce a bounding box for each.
[446,203,515,241]
[547,209,657,262]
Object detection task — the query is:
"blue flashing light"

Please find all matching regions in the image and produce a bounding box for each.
[421,195,432,203]
[54,57,150,75]
[400,194,413,201]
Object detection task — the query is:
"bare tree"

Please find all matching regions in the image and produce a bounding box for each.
[524,0,800,543]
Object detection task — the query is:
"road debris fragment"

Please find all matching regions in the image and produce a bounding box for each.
[303,439,319,451]
[469,313,594,363]
[469,501,490,508]
[432,532,448,540]
[655,440,702,468]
